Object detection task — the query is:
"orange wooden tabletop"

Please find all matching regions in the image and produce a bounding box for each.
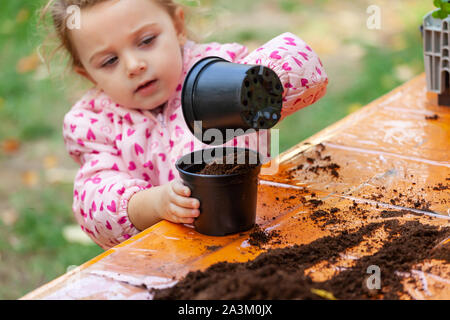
[21,74,449,300]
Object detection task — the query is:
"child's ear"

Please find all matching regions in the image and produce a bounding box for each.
[174,6,186,45]
[74,66,97,85]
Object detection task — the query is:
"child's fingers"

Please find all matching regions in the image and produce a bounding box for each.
[172,179,191,197]
[169,181,199,209]
[168,203,200,220]
[171,191,200,209]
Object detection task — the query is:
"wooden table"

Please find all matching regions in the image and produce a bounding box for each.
[22,74,449,300]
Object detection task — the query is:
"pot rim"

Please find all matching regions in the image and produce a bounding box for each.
[175,147,262,178]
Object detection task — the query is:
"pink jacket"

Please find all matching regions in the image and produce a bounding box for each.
[63,32,328,249]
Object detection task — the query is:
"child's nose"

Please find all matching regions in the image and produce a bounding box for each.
[125,56,147,78]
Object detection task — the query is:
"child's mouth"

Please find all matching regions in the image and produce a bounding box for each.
[135,79,158,95]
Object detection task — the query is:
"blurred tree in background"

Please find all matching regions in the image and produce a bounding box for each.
[0,0,433,299]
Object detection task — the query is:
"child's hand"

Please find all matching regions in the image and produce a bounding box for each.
[158,179,200,224]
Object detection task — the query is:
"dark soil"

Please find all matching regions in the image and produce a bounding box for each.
[432,183,449,191]
[431,244,450,261]
[308,199,324,208]
[284,143,341,179]
[311,208,343,226]
[152,219,450,300]
[205,245,221,251]
[157,143,450,300]
[197,149,260,175]
[308,162,341,178]
[364,185,438,213]
[248,225,281,248]
[425,114,439,120]
[379,209,421,218]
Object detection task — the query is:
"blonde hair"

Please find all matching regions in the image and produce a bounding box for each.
[40,0,191,70]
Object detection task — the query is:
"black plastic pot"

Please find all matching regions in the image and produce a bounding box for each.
[182,56,284,145]
[175,147,262,236]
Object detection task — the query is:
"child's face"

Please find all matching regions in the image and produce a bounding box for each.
[71,0,186,110]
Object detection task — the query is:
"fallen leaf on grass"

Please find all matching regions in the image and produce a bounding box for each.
[22,170,39,187]
[16,52,41,74]
[43,155,58,169]
[16,9,30,23]
[1,138,21,154]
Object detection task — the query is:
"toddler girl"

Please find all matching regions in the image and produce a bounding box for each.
[43,0,328,249]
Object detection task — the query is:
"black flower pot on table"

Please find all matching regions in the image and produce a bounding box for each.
[175,147,262,236]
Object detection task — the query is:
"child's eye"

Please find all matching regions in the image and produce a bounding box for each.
[140,36,155,46]
[101,56,118,68]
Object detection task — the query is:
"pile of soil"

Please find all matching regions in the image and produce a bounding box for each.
[431,242,450,261]
[152,219,450,300]
[197,149,260,175]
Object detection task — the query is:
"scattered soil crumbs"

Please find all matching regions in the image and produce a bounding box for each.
[308,163,341,178]
[362,184,444,213]
[197,150,259,175]
[280,143,448,213]
[205,245,221,251]
[266,189,309,214]
[311,208,343,226]
[380,210,414,218]
[425,114,439,120]
[152,220,450,300]
[433,183,449,191]
[284,143,341,179]
[248,225,281,248]
[308,199,323,208]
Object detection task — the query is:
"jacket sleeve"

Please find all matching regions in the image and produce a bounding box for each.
[186,39,250,67]
[237,32,328,120]
[63,99,149,249]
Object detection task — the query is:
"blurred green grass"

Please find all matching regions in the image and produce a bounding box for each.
[1,1,63,141]
[0,0,432,299]
[0,0,106,300]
